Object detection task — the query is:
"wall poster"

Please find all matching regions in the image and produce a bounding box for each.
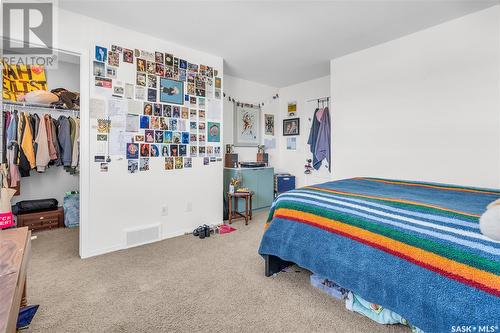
[233,103,261,147]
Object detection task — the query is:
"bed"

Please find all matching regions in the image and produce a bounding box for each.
[258,177,500,333]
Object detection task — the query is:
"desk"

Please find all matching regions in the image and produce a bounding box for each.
[0,227,31,333]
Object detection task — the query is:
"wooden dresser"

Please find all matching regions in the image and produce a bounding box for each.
[0,227,31,333]
[16,207,64,231]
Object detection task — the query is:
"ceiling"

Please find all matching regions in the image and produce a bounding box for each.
[58,0,498,87]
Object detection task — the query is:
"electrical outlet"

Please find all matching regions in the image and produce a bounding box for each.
[161,206,168,216]
[186,202,192,212]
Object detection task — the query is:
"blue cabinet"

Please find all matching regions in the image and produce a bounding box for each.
[224,167,274,212]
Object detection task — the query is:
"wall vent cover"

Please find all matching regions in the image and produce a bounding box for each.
[125,224,160,248]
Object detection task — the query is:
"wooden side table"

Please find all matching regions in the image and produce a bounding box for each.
[227,191,253,225]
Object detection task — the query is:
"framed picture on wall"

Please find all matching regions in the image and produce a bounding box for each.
[264,114,274,135]
[283,118,300,136]
[233,103,261,146]
[159,78,184,105]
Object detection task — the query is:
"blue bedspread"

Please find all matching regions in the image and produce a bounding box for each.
[259,178,500,333]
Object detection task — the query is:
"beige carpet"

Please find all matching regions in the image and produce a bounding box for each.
[25,210,409,333]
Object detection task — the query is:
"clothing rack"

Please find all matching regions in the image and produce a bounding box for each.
[2,101,80,117]
[306,96,330,103]
[306,96,330,122]
[1,101,80,163]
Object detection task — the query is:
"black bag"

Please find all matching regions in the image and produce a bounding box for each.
[12,199,58,215]
[223,195,229,221]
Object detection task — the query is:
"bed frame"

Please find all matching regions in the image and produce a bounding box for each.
[264,254,293,277]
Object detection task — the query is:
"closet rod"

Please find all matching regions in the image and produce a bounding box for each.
[2,100,80,113]
[306,96,330,103]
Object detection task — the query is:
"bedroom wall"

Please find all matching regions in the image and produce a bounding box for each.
[54,8,224,257]
[275,76,331,188]
[223,75,279,165]
[331,5,500,189]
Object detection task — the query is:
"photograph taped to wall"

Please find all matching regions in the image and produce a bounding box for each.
[95,46,107,62]
[93,61,105,77]
[135,86,146,100]
[165,157,174,170]
[207,122,220,142]
[233,103,261,146]
[128,159,138,173]
[160,78,184,105]
[140,158,150,171]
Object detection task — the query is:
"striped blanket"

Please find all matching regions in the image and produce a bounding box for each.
[258,178,500,333]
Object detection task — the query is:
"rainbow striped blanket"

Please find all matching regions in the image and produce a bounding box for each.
[259,178,500,333]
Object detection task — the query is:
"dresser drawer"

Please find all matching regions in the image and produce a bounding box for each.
[16,208,64,231]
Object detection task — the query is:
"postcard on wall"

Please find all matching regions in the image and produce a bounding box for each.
[126,114,139,132]
[264,114,274,136]
[108,51,119,67]
[207,122,220,142]
[126,143,139,159]
[128,159,138,173]
[286,137,297,150]
[93,61,105,77]
[109,98,127,117]
[95,46,107,62]
[90,98,105,119]
[287,101,297,116]
[95,77,112,89]
[159,78,184,105]
[125,83,134,99]
[126,100,141,116]
[97,119,111,133]
[123,48,134,63]
[135,86,146,100]
[106,66,117,79]
[113,86,124,97]
[206,98,221,120]
[94,155,105,162]
[140,158,150,171]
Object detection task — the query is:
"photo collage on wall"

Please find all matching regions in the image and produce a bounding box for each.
[93,44,223,173]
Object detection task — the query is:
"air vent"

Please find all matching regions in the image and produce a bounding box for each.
[125,224,160,248]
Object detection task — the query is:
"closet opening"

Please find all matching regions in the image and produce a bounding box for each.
[1,49,82,255]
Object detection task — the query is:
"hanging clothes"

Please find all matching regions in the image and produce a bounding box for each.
[314,107,331,171]
[71,118,80,168]
[307,106,331,171]
[307,108,321,169]
[2,108,79,185]
[45,115,57,161]
[51,117,62,166]
[35,114,50,172]
[20,113,36,170]
[6,111,20,187]
[57,115,73,167]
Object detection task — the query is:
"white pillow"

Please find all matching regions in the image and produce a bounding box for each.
[480,199,500,241]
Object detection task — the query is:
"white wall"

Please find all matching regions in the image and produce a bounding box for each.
[46,60,80,92]
[331,6,500,189]
[54,8,224,257]
[223,75,279,165]
[275,76,331,188]
[12,167,79,205]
